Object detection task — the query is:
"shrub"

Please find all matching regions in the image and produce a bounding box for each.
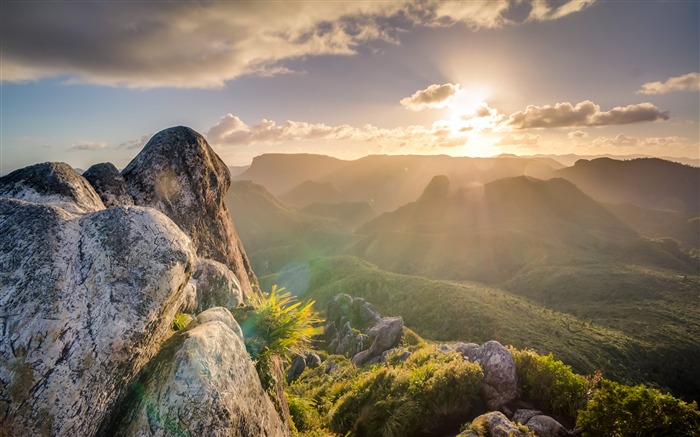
[171,313,192,331]
[510,347,590,420]
[577,379,700,436]
[239,284,323,363]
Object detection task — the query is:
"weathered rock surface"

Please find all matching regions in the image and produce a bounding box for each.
[286,352,323,383]
[524,415,568,437]
[195,307,244,339]
[512,409,543,425]
[458,411,530,437]
[351,316,404,366]
[82,162,134,207]
[0,162,104,213]
[121,126,258,298]
[0,199,195,436]
[453,340,518,410]
[190,258,244,313]
[104,316,288,437]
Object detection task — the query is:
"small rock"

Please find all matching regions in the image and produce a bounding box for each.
[525,415,568,437]
[305,352,321,369]
[512,409,542,425]
[287,354,307,383]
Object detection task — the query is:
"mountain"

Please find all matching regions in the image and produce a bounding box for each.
[556,157,700,213]
[281,179,346,207]
[236,153,564,213]
[605,202,700,248]
[225,180,358,275]
[300,201,376,231]
[525,153,700,168]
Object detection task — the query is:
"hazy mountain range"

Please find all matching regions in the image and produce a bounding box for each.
[228,153,699,401]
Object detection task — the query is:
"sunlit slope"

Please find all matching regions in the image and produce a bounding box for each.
[235,153,563,213]
[556,157,700,213]
[225,180,359,275]
[281,180,346,207]
[605,202,699,248]
[351,175,655,282]
[262,255,700,401]
[261,256,646,389]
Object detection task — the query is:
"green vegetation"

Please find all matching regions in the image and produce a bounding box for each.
[171,312,192,331]
[577,380,700,436]
[238,284,323,364]
[284,326,700,436]
[286,341,484,436]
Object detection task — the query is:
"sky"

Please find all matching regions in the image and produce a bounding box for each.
[1,0,699,174]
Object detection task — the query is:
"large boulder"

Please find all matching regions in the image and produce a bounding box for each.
[189,258,244,313]
[82,162,134,207]
[458,411,530,437]
[0,199,195,436]
[103,314,288,436]
[0,162,104,213]
[524,415,568,437]
[351,316,404,366]
[455,341,518,410]
[121,126,258,298]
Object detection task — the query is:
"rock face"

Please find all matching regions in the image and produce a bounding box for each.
[104,314,288,437]
[190,258,244,313]
[351,316,404,366]
[523,415,568,437]
[0,162,104,213]
[0,198,195,436]
[458,411,530,437]
[453,341,518,410]
[82,162,134,207]
[121,126,258,298]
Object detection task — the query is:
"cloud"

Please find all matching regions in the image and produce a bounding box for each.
[589,135,689,149]
[507,100,669,129]
[637,72,700,95]
[68,141,108,151]
[400,83,460,111]
[567,130,589,139]
[2,1,597,88]
[206,113,468,150]
[495,133,539,147]
[117,134,152,150]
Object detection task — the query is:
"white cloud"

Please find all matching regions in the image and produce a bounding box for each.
[2,1,598,88]
[69,141,108,151]
[507,100,669,129]
[637,72,700,95]
[206,113,469,150]
[400,83,461,111]
[567,130,589,139]
[495,133,540,147]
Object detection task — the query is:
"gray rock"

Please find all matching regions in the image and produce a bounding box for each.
[325,361,339,374]
[464,411,530,437]
[512,409,542,426]
[286,354,307,383]
[351,316,403,366]
[0,199,195,436]
[122,126,258,299]
[82,162,134,207]
[461,340,518,410]
[305,352,321,369]
[0,161,104,213]
[106,319,288,436]
[191,258,244,313]
[453,342,481,361]
[438,344,454,353]
[195,307,243,339]
[525,415,568,437]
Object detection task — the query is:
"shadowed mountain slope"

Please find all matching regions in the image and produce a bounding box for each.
[556,158,700,213]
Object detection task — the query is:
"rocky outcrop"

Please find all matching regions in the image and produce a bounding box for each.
[0,199,195,436]
[512,409,543,425]
[189,258,244,313]
[451,340,518,410]
[286,352,322,383]
[458,411,530,437]
[82,162,134,207]
[104,312,288,436]
[522,415,568,437]
[323,294,403,366]
[121,126,258,298]
[351,316,404,366]
[0,162,104,213]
